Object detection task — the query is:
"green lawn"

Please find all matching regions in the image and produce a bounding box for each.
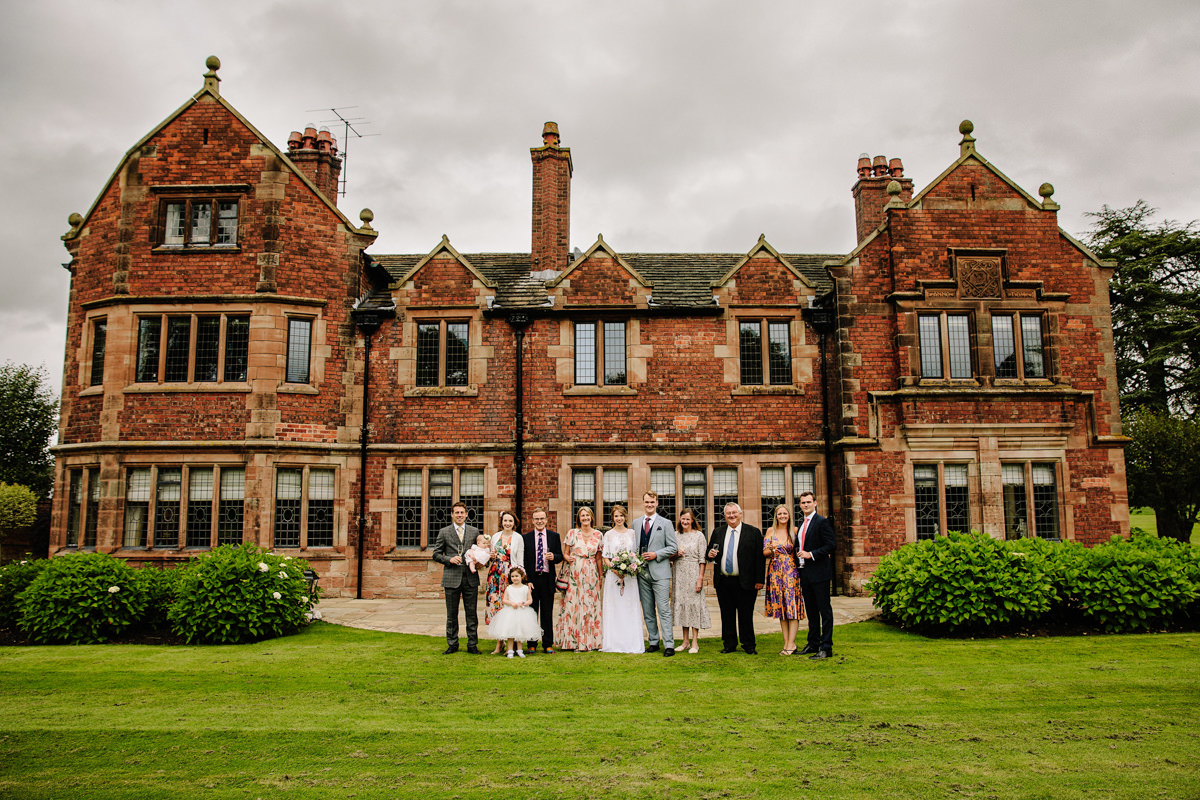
[1129,508,1200,544]
[1,623,1197,799]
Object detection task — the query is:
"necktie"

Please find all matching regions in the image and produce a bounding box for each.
[799,517,811,565]
[536,532,545,572]
[724,528,736,574]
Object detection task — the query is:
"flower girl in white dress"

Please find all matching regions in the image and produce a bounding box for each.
[487,566,542,658]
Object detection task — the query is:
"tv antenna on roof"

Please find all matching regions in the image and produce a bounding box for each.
[306,106,380,197]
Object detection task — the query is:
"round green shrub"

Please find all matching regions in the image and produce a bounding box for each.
[18,552,148,644]
[168,544,319,644]
[0,558,47,631]
[867,531,1054,635]
[1060,531,1198,633]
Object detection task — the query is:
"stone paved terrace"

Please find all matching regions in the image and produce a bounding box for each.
[316,594,878,639]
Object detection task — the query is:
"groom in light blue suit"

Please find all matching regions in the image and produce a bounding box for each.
[632,490,678,657]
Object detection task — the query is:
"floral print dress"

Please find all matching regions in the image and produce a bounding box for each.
[554,528,604,650]
[763,530,804,621]
[484,534,514,625]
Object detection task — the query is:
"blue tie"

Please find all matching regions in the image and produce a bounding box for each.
[724,529,736,574]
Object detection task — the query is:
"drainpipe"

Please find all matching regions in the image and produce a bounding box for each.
[803,296,838,593]
[508,314,531,520]
[350,308,387,600]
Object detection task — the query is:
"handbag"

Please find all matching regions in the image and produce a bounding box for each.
[555,575,570,593]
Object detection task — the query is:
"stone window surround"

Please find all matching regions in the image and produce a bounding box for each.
[397,311,489,398]
[555,318,644,396]
[720,310,813,396]
[272,463,339,550]
[376,459,495,554]
[149,184,248,252]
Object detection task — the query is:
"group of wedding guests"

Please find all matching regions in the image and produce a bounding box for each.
[431,489,836,660]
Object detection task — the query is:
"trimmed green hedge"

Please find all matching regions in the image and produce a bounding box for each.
[0,544,320,645]
[868,530,1199,635]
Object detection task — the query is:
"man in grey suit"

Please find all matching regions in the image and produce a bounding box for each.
[632,490,678,657]
[430,501,482,655]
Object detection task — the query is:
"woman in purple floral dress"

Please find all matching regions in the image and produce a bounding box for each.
[486,511,524,654]
[763,504,804,655]
[554,507,604,651]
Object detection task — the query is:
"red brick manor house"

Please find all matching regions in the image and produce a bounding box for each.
[51,58,1129,597]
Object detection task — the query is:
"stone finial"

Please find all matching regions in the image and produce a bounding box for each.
[542,121,560,147]
[959,119,976,156]
[203,55,221,96]
[359,208,375,231]
[885,180,905,208]
[62,212,84,241]
[1039,182,1059,211]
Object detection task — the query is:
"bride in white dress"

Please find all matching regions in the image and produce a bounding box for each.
[601,505,645,653]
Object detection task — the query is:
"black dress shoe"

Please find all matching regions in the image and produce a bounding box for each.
[720,647,738,654]
[645,643,660,653]
[663,648,675,657]
[744,648,758,655]
[808,649,833,660]
[442,645,459,655]
[466,646,482,655]
[798,644,819,655]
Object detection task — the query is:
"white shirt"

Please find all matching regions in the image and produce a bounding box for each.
[722,526,741,576]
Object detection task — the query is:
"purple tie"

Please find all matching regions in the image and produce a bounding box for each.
[536,532,546,573]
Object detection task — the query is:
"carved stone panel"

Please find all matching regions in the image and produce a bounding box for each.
[957,257,1002,299]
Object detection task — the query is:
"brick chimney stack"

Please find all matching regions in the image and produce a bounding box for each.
[852,152,913,243]
[287,125,342,203]
[531,121,573,271]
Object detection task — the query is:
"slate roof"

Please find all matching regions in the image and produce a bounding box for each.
[373,251,839,309]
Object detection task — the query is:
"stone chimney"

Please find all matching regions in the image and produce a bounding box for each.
[287,125,342,203]
[852,152,913,243]
[531,121,572,271]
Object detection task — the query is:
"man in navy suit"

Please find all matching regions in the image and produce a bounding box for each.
[795,491,837,660]
[706,502,765,655]
[522,508,563,653]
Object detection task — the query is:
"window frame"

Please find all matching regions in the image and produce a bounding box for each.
[133,312,251,385]
[1001,461,1061,540]
[89,318,107,387]
[393,466,486,549]
[570,466,629,526]
[157,197,240,249]
[912,462,972,540]
[991,312,1048,381]
[122,465,245,550]
[917,311,974,380]
[738,318,793,386]
[273,466,339,550]
[573,320,628,387]
[415,319,471,389]
[758,465,818,529]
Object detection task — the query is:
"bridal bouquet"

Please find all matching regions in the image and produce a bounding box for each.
[609,550,644,595]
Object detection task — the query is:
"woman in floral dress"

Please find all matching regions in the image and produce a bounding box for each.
[671,508,711,653]
[763,504,804,655]
[554,506,604,651]
[486,511,525,654]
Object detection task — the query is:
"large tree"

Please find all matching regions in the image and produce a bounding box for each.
[1085,204,1200,540]
[1084,202,1200,415]
[0,363,58,498]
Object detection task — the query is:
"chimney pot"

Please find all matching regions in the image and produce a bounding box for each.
[872,155,888,177]
[287,131,302,151]
[542,121,561,147]
[857,153,872,179]
[889,157,904,178]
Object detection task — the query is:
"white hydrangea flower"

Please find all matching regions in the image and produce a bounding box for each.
[278,571,288,579]
[258,562,269,572]
[300,596,309,604]
[273,591,282,600]
[108,586,120,593]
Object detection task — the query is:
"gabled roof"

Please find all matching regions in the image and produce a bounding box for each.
[391,235,497,289]
[547,234,651,289]
[375,248,836,311]
[841,121,1111,268]
[711,234,816,289]
[67,57,361,238]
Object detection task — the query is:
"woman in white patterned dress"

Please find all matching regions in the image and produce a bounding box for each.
[601,505,644,653]
[671,507,711,653]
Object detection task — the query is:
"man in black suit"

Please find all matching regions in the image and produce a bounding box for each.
[795,491,836,660]
[430,501,482,655]
[522,507,564,653]
[706,502,765,654]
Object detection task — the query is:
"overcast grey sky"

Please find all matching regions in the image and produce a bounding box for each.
[3,0,1198,398]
